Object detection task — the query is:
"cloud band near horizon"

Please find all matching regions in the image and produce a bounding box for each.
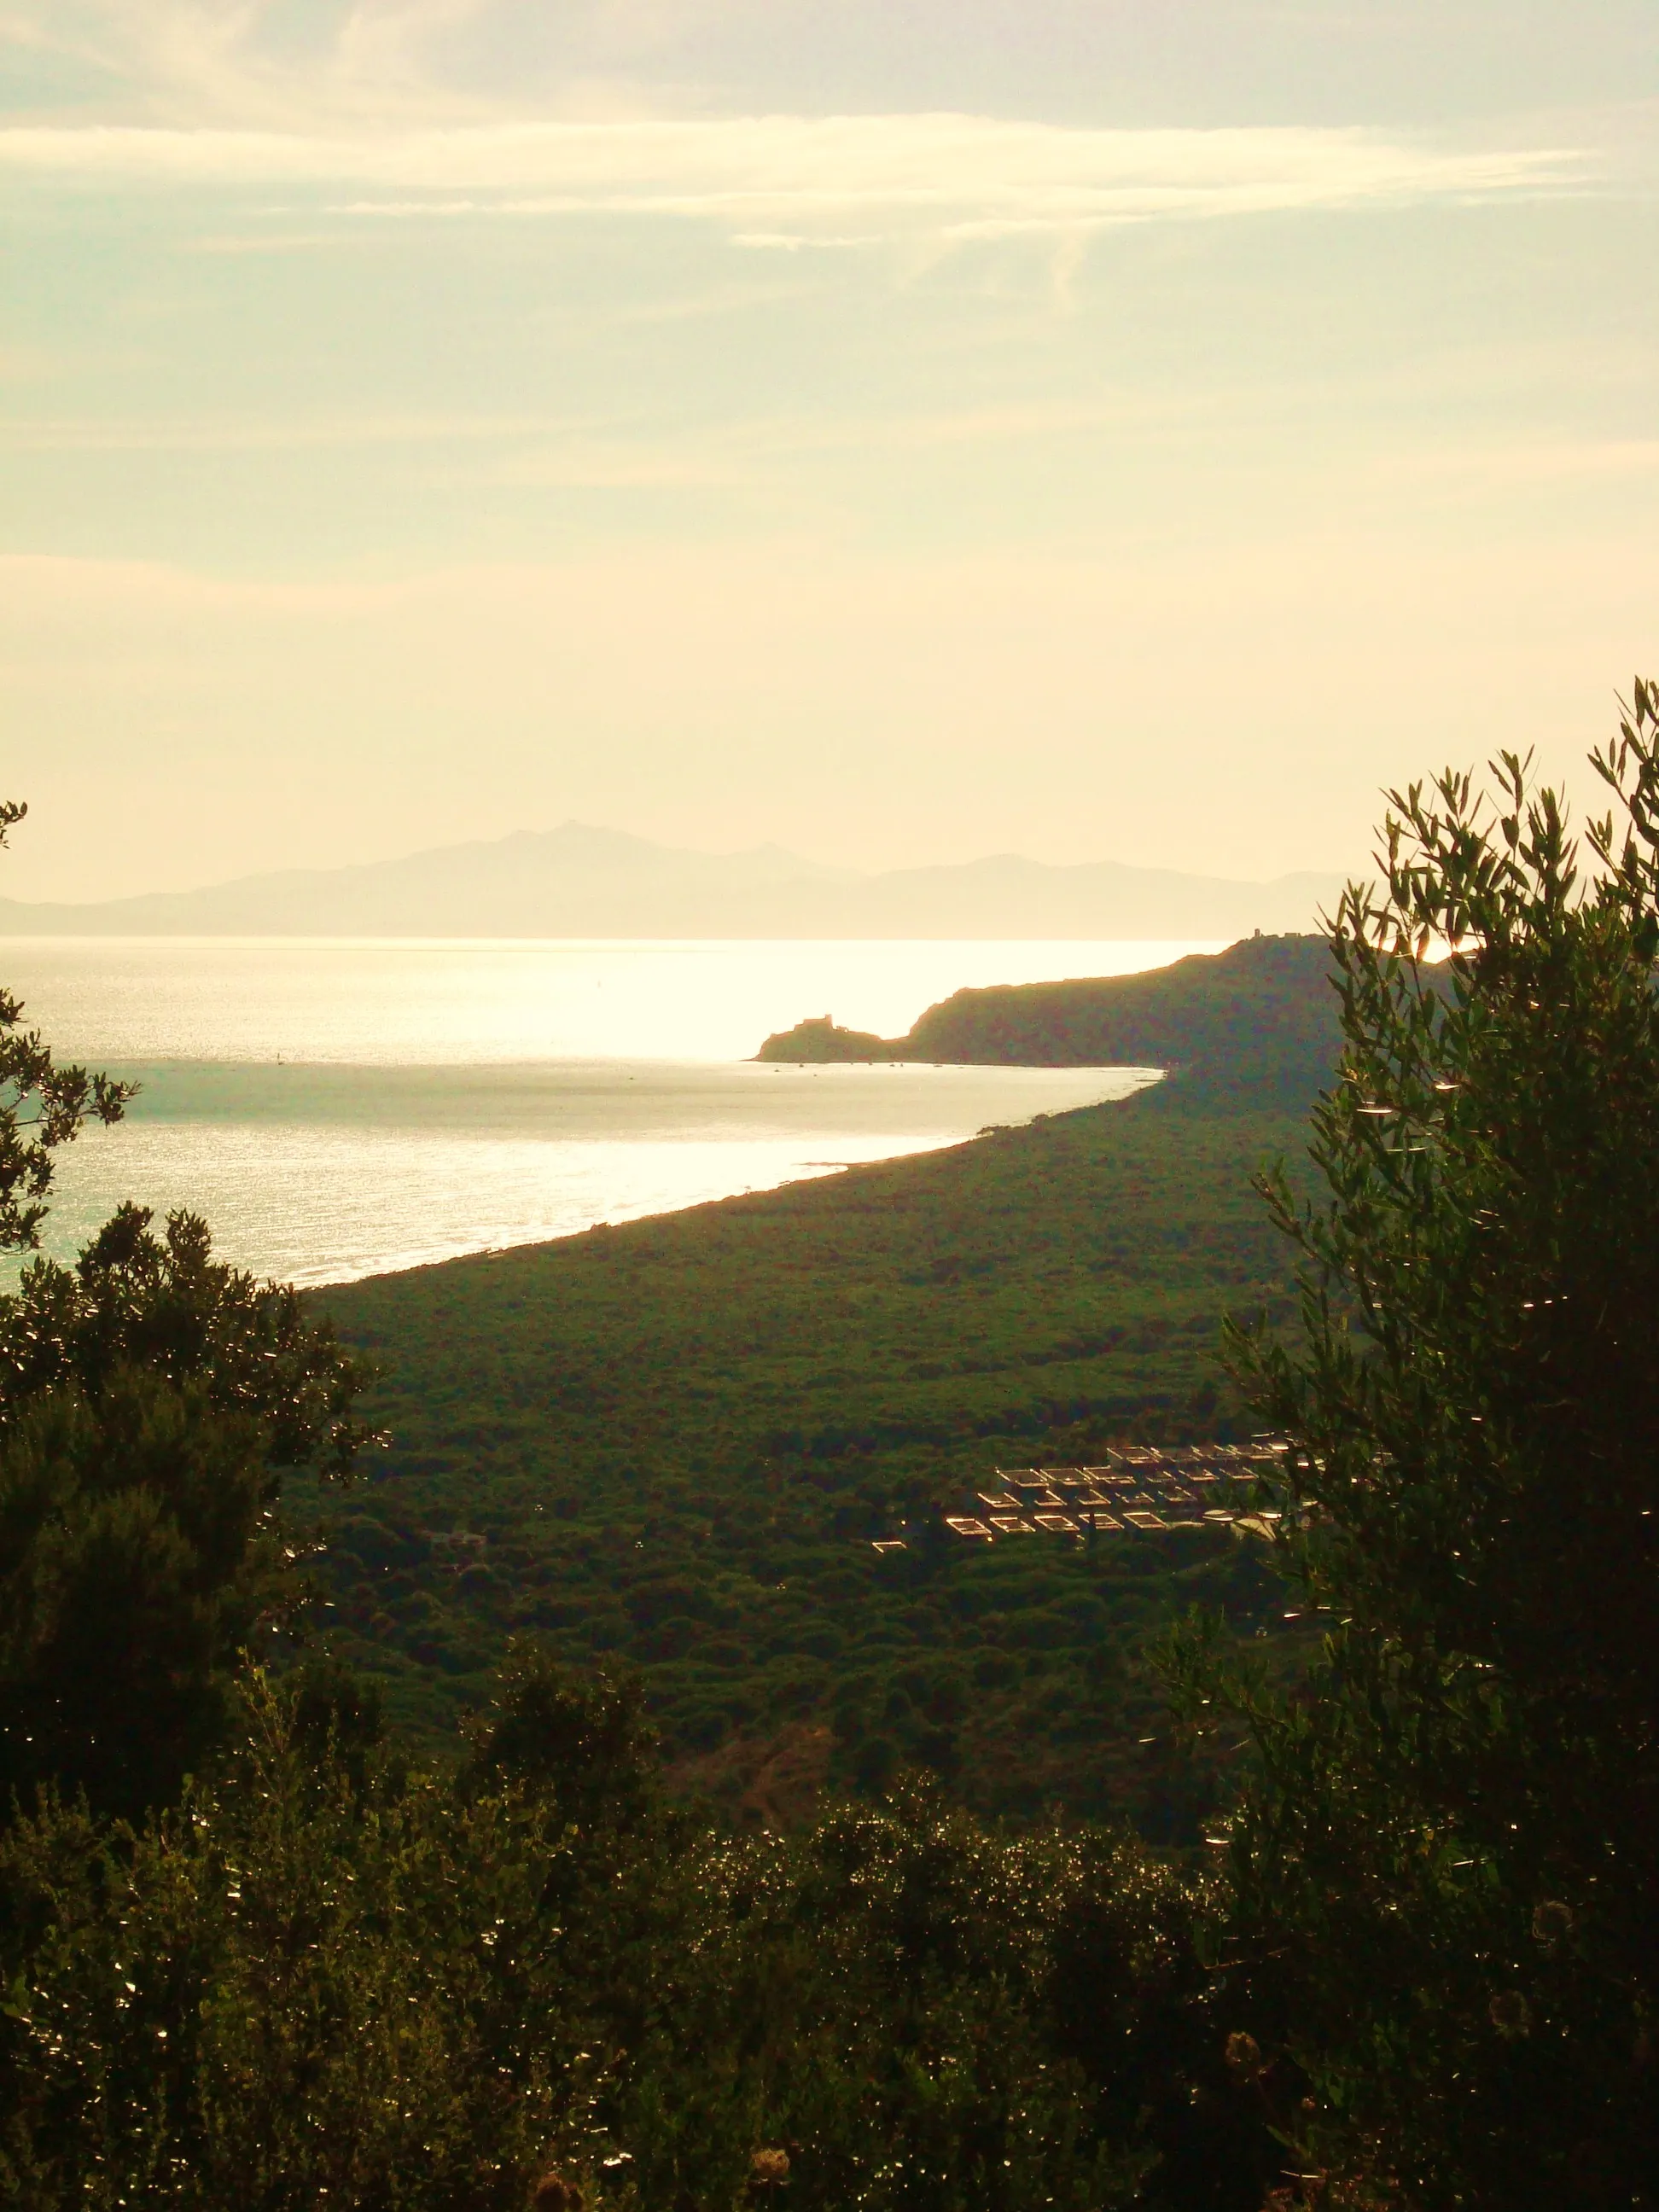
[0,114,1592,237]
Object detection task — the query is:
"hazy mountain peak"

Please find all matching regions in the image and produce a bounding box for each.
[0,824,1351,940]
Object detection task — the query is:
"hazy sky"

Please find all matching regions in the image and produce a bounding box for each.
[3,2,1656,900]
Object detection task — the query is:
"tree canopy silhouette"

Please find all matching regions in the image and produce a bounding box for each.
[0,804,371,1820]
[1175,679,1659,2207]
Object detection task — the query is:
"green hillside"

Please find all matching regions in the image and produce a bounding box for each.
[308,1082,1313,1830]
[758,933,1340,1107]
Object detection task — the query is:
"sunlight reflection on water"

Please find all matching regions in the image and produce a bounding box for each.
[4,939,1205,1284]
[3,936,1217,1064]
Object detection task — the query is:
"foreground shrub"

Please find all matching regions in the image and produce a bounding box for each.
[0,1647,1268,2212]
[0,1675,607,2209]
[0,1206,370,1825]
[1173,684,1659,2206]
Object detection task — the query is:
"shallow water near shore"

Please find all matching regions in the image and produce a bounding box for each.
[5,937,1209,1285]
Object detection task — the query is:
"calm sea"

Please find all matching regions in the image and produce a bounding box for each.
[6,938,1216,1287]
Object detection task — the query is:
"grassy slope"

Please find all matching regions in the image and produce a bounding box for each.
[310,1087,1311,1829]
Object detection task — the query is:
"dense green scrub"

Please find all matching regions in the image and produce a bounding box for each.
[0,1660,1278,2212]
[311,1090,1307,1825]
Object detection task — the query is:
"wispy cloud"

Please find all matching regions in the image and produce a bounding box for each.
[0,410,601,453]
[0,0,517,131]
[0,113,1591,241]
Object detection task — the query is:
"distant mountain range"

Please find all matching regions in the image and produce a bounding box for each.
[0,823,1351,940]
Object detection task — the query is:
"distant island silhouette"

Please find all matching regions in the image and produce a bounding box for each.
[0,822,1348,940]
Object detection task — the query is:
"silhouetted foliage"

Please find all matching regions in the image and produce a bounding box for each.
[0,804,372,1823]
[0,1664,1272,2212]
[0,803,133,1250]
[0,1207,373,1821]
[1171,682,1659,2205]
[465,1640,658,1828]
[0,1674,590,2209]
